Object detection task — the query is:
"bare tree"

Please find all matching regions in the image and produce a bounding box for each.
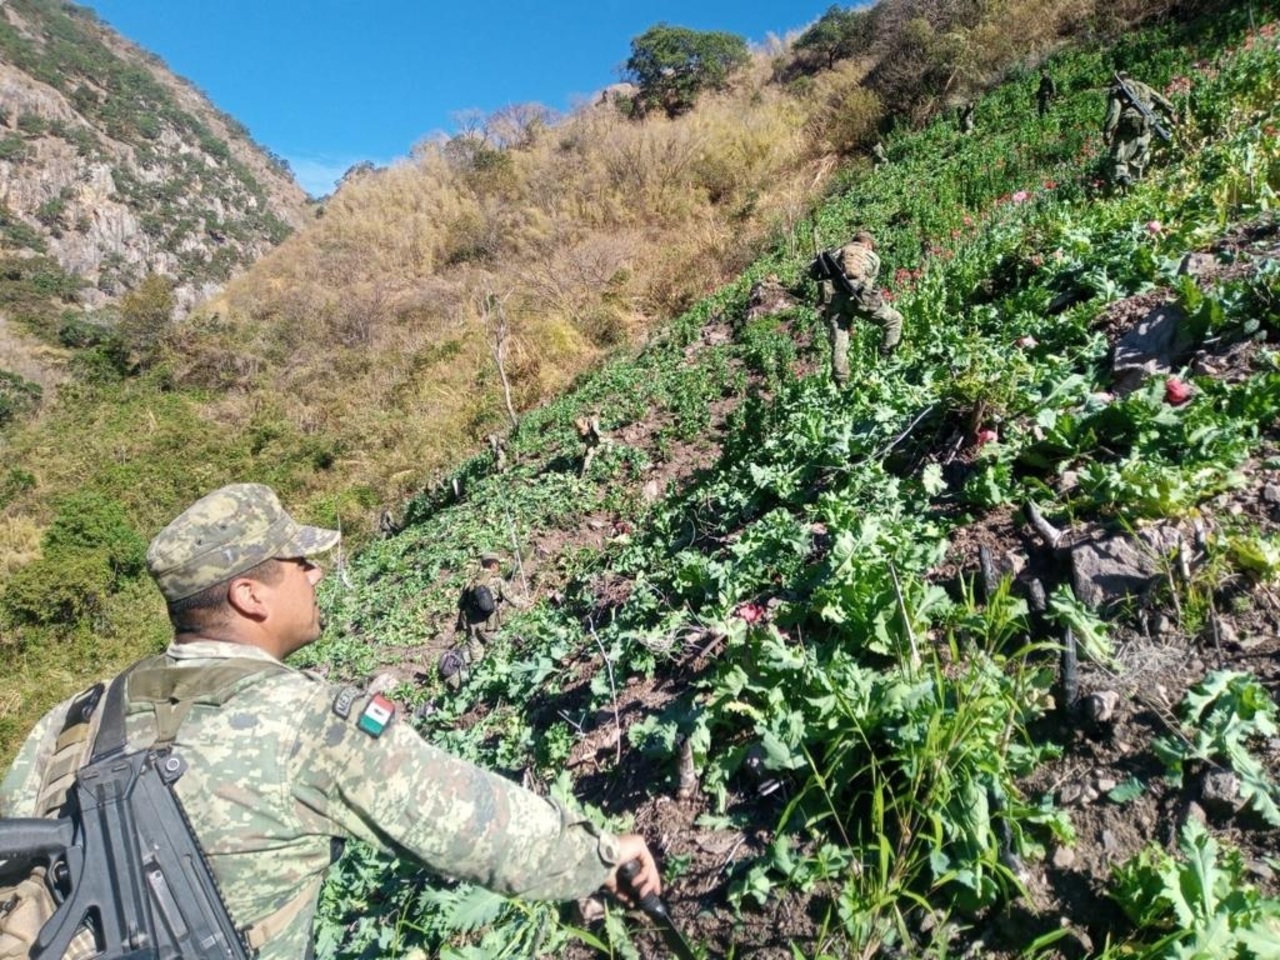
[480,289,519,429]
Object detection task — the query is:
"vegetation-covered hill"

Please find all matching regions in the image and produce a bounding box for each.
[4,0,1280,955]
[5,0,1194,765]
[291,5,1277,957]
[0,0,306,403]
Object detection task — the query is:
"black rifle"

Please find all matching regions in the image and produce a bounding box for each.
[0,675,249,959]
[1114,75,1172,142]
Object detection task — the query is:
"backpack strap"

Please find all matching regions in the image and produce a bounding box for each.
[33,683,107,817]
[88,654,321,950]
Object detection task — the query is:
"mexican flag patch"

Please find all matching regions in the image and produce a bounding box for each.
[357,694,395,738]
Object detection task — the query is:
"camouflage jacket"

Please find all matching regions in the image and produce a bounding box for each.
[834,242,881,288]
[1,641,620,959]
[1104,78,1174,137]
[455,568,513,636]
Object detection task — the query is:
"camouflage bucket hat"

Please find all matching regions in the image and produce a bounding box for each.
[147,483,340,602]
[479,551,501,564]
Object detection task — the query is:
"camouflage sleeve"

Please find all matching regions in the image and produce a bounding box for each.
[1103,93,1120,136]
[288,689,618,901]
[865,250,882,286]
[0,704,69,817]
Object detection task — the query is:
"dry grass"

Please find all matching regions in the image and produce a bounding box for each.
[2,0,1175,530]
[0,514,42,578]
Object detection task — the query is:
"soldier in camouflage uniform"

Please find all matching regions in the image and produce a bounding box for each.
[815,230,904,387]
[1,484,658,959]
[1103,70,1176,187]
[871,140,889,169]
[445,551,524,689]
[575,414,608,477]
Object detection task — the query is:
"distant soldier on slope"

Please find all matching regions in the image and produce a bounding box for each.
[871,140,889,169]
[574,413,609,477]
[445,550,526,689]
[957,101,976,134]
[487,433,508,473]
[810,230,903,387]
[1103,70,1177,187]
[1036,68,1057,117]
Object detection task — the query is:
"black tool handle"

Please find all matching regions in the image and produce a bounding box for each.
[619,857,669,919]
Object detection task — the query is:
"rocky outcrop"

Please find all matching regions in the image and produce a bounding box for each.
[0,0,308,319]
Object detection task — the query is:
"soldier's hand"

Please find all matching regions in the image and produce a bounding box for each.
[606,835,660,904]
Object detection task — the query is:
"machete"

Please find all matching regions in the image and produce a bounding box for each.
[619,859,700,960]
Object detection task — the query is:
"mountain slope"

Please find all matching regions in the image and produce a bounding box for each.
[0,0,306,319]
[297,7,1280,958]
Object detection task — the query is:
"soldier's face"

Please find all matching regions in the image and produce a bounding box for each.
[268,557,326,653]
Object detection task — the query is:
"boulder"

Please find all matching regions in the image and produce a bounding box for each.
[1111,303,1195,395]
[1070,527,1180,610]
[745,275,799,323]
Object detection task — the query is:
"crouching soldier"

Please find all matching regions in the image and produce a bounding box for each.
[811,230,904,387]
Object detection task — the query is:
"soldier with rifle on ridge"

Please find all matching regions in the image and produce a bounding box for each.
[1103,69,1177,188]
[809,229,904,388]
[1,484,658,959]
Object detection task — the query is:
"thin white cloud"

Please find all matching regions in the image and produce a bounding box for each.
[285,154,398,198]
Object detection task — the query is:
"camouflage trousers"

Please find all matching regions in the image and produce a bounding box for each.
[444,632,491,691]
[1109,115,1153,185]
[827,295,903,385]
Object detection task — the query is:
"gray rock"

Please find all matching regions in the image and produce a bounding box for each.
[1095,777,1117,795]
[1200,770,1242,817]
[745,276,798,323]
[367,672,403,697]
[1051,845,1076,870]
[1178,252,1220,279]
[1071,527,1180,609]
[1059,783,1086,806]
[1264,484,1280,505]
[1082,690,1121,724]
[1112,303,1195,395]
[1247,859,1275,883]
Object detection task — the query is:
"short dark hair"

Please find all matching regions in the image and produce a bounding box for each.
[167,557,286,631]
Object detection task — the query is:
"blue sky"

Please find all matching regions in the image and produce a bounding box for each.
[83,1,827,197]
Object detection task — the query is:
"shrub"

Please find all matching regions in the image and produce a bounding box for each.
[624,24,749,118]
[0,134,28,162]
[1,492,148,628]
[0,370,42,427]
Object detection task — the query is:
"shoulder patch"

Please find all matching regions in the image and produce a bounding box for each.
[358,694,396,738]
[332,686,361,720]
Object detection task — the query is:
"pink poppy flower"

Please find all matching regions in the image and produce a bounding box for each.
[1165,378,1193,406]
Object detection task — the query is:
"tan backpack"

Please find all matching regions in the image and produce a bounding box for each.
[0,684,105,960]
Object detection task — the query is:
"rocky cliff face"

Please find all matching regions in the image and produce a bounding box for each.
[0,0,308,317]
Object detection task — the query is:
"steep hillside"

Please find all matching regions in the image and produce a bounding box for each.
[289,6,1279,958]
[0,0,307,322]
[1,2,1275,956]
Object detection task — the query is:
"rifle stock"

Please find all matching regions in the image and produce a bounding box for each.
[2,749,250,960]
